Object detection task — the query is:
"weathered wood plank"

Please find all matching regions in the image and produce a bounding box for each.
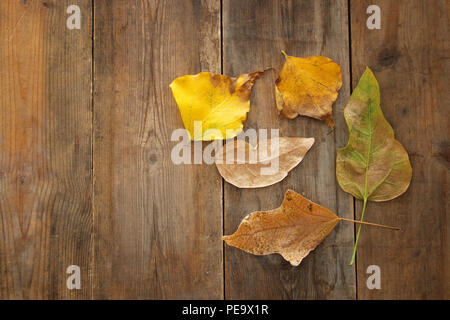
[93,0,223,299]
[351,0,449,299]
[0,0,93,299]
[223,0,355,299]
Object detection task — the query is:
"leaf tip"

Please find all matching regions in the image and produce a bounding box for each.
[284,189,296,196]
[289,260,301,267]
[362,66,378,85]
[324,114,335,128]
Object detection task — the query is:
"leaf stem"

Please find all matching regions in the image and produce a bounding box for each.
[350,198,367,266]
[338,218,399,230]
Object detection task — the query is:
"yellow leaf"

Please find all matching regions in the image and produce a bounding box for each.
[170,71,264,141]
[275,51,342,127]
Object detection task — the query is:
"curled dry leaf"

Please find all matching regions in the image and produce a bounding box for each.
[169,71,264,141]
[275,51,342,127]
[223,190,340,266]
[336,67,412,264]
[215,137,314,188]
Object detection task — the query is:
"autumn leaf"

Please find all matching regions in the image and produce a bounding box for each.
[215,137,314,188]
[224,190,398,266]
[336,67,412,265]
[169,71,264,141]
[275,51,342,127]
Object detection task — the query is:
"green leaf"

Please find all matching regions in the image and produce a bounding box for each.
[336,67,412,264]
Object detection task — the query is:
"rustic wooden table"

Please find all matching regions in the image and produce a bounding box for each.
[0,0,448,299]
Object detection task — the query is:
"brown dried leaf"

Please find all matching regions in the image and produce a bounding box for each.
[223,190,340,266]
[215,137,314,188]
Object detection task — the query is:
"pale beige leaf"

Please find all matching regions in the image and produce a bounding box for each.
[223,190,340,266]
[215,137,314,188]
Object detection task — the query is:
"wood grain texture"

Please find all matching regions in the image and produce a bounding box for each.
[223,0,355,299]
[93,0,223,299]
[0,0,447,300]
[0,0,92,299]
[351,0,449,299]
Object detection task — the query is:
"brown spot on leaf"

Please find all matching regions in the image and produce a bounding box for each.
[234,70,265,100]
[209,73,223,88]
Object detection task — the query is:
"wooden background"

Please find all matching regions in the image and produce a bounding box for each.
[0,0,448,299]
